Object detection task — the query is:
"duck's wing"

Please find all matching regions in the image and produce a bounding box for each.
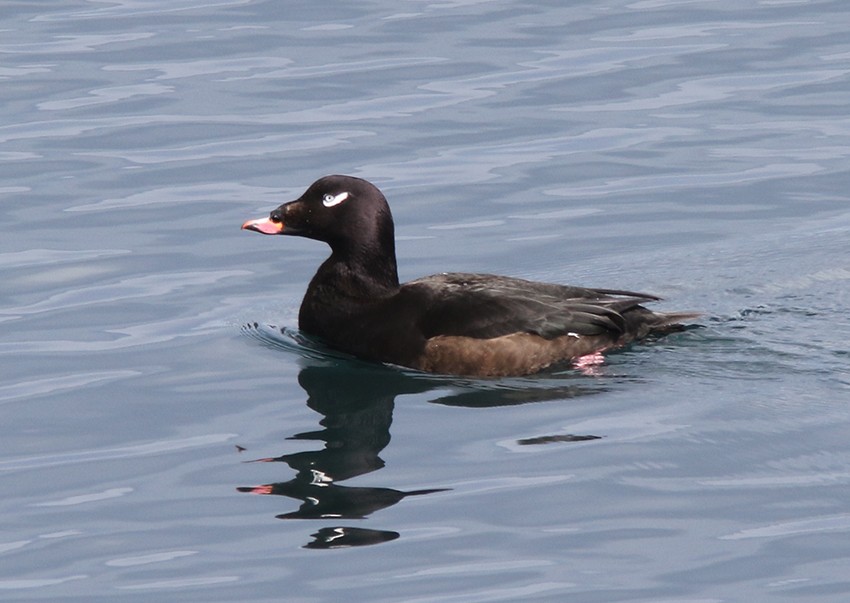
[404,273,660,341]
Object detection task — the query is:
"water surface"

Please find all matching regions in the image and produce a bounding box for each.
[2,0,849,601]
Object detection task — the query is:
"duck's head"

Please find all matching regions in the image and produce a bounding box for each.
[242,175,396,257]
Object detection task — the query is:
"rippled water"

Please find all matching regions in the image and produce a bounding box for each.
[2,0,849,601]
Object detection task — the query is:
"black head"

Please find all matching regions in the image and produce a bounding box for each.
[243,176,391,247]
[243,176,399,287]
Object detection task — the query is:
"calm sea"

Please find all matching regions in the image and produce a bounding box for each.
[2,0,849,601]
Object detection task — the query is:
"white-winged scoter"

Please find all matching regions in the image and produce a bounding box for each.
[242,175,697,377]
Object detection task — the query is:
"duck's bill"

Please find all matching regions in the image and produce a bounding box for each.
[241,217,283,235]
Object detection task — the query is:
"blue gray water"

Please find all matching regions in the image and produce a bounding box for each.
[2,0,849,600]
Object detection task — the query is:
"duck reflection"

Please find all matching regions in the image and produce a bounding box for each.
[238,359,446,547]
[239,361,447,517]
[238,326,606,548]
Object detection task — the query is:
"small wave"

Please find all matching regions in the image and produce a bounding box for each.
[240,322,359,363]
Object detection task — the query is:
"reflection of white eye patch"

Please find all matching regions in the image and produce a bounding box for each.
[322,192,349,207]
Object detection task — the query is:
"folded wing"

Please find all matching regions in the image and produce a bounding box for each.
[405,273,660,341]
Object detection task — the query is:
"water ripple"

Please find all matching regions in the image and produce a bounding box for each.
[1,270,249,317]
[0,248,130,268]
[0,32,154,54]
[37,83,174,112]
[0,575,88,591]
[722,514,850,540]
[35,487,134,507]
[105,550,198,567]
[0,371,140,403]
[0,434,235,472]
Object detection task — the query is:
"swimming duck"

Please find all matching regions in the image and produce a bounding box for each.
[242,175,696,377]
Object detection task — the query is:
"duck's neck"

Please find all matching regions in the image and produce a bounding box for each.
[320,245,400,296]
[298,211,400,337]
[321,214,400,295]
[299,246,399,338]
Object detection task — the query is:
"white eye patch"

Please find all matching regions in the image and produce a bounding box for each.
[322,192,349,207]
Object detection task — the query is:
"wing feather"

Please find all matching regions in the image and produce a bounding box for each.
[404,273,658,341]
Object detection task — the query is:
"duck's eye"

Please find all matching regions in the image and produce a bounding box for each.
[322,192,349,208]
